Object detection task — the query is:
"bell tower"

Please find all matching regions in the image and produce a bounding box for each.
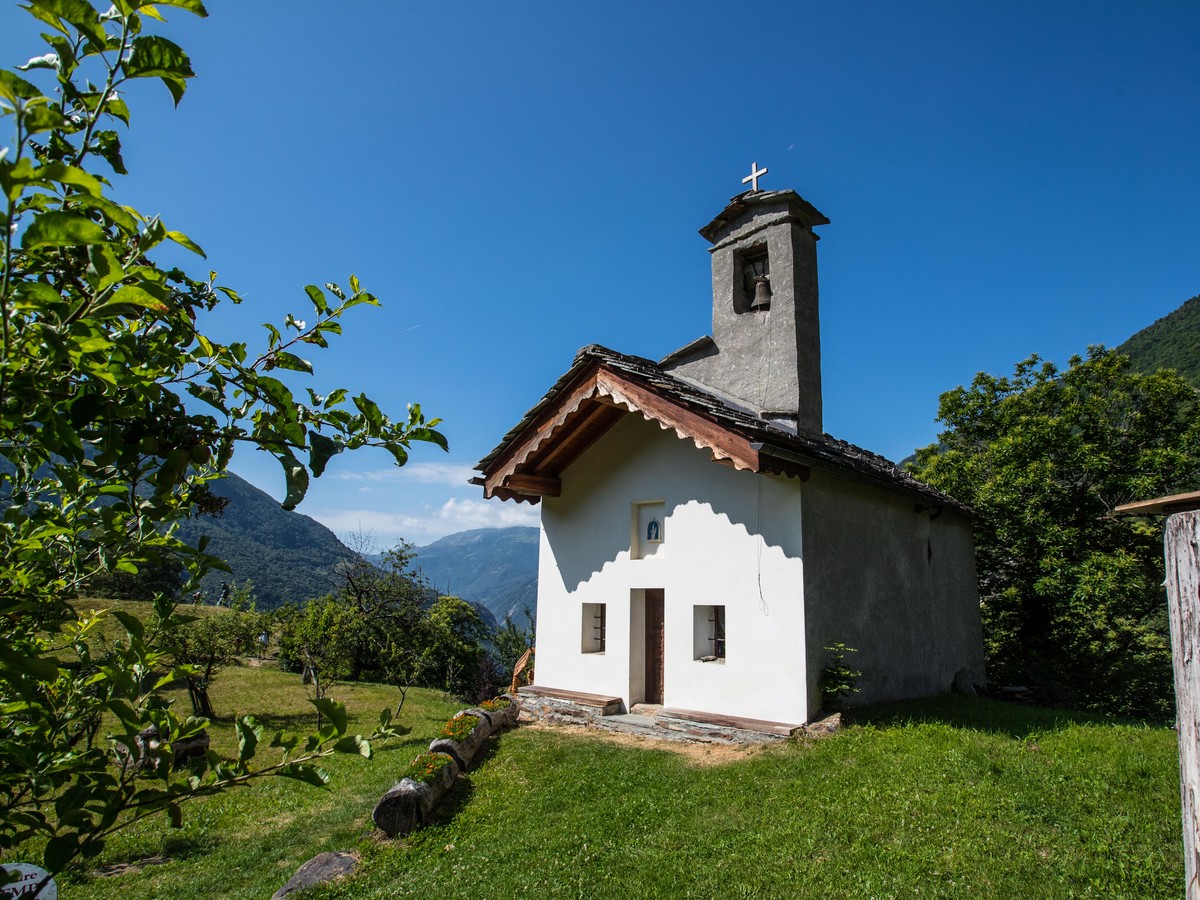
[663,175,829,437]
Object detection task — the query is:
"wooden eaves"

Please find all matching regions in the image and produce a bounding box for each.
[472,358,810,504]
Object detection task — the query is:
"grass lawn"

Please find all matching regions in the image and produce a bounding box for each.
[30,653,1179,900]
[22,599,1185,899]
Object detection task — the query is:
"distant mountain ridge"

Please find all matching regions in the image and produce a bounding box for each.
[172,473,519,629]
[1118,293,1200,388]
[174,471,355,609]
[413,527,538,623]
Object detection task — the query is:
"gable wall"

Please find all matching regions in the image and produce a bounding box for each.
[800,471,985,711]
[534,414,814,724]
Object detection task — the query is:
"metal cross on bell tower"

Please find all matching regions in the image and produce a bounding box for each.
[741,161,768,192]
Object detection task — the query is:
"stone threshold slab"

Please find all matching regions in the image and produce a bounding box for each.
[657,707,803,738]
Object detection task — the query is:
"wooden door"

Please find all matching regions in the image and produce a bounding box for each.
[645,589,664,704]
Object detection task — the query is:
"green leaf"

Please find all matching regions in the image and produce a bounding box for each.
[269,730,300,754]
[44,832,80,875]
[125,35,194,104]
[106,698,141,729]
[308,432,342,478]
[111,609,145,639]
[107,282,171,313]
[277,763,330,788]
[270,352,313,374]
[152,667,189,691]
[305,284,328,315]
[12,281,62,309]
[0,69,43,103]
[33,0,108,47]
[332,734,371,758]
[73,194,139,233]
[352,393,384,431]
[139,216,167,253]
[37,162,103,197]
[0,646,59,681]
[92,130,127,174]
[19,52,60,72]
[236,716,262,763]
[167,229,205,257]
[107,95,131,124]
[87,242,126,292]
[309,698,348,735]
[279,452,309,511]
[21,211,107,248]
[343,291,379,310]
[148,0,209,14]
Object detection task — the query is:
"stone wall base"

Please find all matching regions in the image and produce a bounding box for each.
[518,691,621,727]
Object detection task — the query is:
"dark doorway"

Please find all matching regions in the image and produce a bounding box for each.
[645,589,664,704]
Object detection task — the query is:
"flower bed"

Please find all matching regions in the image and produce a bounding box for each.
[373,695,522,838]
[440,713,482,742]
[399,751,455,785]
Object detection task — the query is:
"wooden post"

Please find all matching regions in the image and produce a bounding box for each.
[1116,490,1200,898]
[1165,510,1200,900]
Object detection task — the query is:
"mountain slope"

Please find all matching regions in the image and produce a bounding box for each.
[175,472,355,610]
[413,527,539,622]
[1118,293,1200,388]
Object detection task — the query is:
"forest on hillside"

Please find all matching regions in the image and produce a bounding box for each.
[1119,293,1200,388]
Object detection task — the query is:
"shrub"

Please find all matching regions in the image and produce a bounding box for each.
[821,643,861,709]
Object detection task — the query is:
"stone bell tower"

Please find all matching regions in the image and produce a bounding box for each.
[662,173,830,437]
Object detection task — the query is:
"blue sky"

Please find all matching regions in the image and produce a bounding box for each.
[3,2,1198,546]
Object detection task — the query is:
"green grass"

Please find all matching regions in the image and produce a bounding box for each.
[336,707,1180,899]
[19,619,1185,899]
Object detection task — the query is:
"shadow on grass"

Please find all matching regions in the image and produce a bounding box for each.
[418,732,508,829]
[850,694,1161,739]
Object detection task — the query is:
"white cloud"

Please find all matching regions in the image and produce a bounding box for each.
[331,461,477,487]
[309,497,538,547]
[436,497,540,532]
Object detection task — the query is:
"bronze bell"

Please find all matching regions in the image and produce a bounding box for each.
[750,275,772,311]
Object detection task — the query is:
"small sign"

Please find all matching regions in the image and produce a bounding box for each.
[0,865,57,899]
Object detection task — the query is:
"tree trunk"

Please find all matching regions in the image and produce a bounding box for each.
[1164,510,1200,900]
[186,679,215,719]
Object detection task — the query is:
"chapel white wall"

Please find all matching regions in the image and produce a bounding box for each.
[534,414,813,724]
[799,471,985,712]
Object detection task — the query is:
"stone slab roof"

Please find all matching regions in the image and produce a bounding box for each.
[475,344,967,514]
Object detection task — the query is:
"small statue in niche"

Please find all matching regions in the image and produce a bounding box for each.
[646,518,661,543]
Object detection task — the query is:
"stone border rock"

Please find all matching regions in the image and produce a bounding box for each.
[271,851,358,899]
[372,694,520,838]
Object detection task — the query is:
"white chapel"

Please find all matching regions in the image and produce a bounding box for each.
[474,170,984,729]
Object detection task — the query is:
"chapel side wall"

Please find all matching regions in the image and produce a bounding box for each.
[534,414,813,724]
[800,471,984,712]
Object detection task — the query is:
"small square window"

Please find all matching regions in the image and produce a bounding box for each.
[582,603,606,654]
[693,605,726,661]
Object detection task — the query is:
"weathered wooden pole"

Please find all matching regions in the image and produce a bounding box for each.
[1116,490,1200,900]
[1166,509,1200,899]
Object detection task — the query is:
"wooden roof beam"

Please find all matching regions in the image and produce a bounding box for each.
[504,474,562,497]
[596,368,762,471]
[482,368,603,498]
